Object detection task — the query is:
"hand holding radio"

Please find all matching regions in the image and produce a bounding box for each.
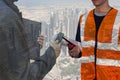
[62,36,81,58]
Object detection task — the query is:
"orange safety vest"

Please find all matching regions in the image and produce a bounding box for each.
[80,8,120,80]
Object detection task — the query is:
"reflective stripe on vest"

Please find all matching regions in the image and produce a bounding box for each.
[80,55,95,63]
[97,58,120,67]
[81,56,120,66]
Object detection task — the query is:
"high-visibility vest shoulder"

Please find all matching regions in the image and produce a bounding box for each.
[80,8,120,80]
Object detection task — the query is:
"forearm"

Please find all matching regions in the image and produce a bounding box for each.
[29,46,56,80]
[40,46,56,67]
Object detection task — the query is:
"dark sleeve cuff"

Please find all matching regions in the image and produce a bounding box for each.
[77,51,82,58]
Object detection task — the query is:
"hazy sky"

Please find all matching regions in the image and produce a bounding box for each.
[15,0,120,8]
[15,0,90,7]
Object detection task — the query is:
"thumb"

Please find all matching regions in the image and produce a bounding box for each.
[54,40,59,44]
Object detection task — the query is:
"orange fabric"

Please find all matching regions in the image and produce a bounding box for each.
[84,10,96,41]
[98,9,118,43]
[81,62,95,80]
[84,9,118,43]
[97,65,120,80]
[82,47,94,56]
[97,49,120,60]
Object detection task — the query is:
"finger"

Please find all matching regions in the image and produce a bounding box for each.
[38,35,44,39]
[39,36,44,39]
[73,53,78,57]
[55,40,59,43]
[38,35,44,37]
[69,50,75,54]
[39,41,43,44]
[38,39,44,42]
[38,39,43,42]
[69,53,74,58]
[38,37,44,40]
[71,53,78,58]
[37,39,44,43]
[37,39,43,43]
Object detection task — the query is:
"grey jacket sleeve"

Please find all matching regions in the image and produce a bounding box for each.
[28,46,56,80]
[0,25,10,80]
[0,25,9,68]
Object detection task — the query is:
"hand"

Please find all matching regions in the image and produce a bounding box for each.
[50,32,64,57]
[37,35,44,48]
[68,45,80,58]
[50,40,61,57]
